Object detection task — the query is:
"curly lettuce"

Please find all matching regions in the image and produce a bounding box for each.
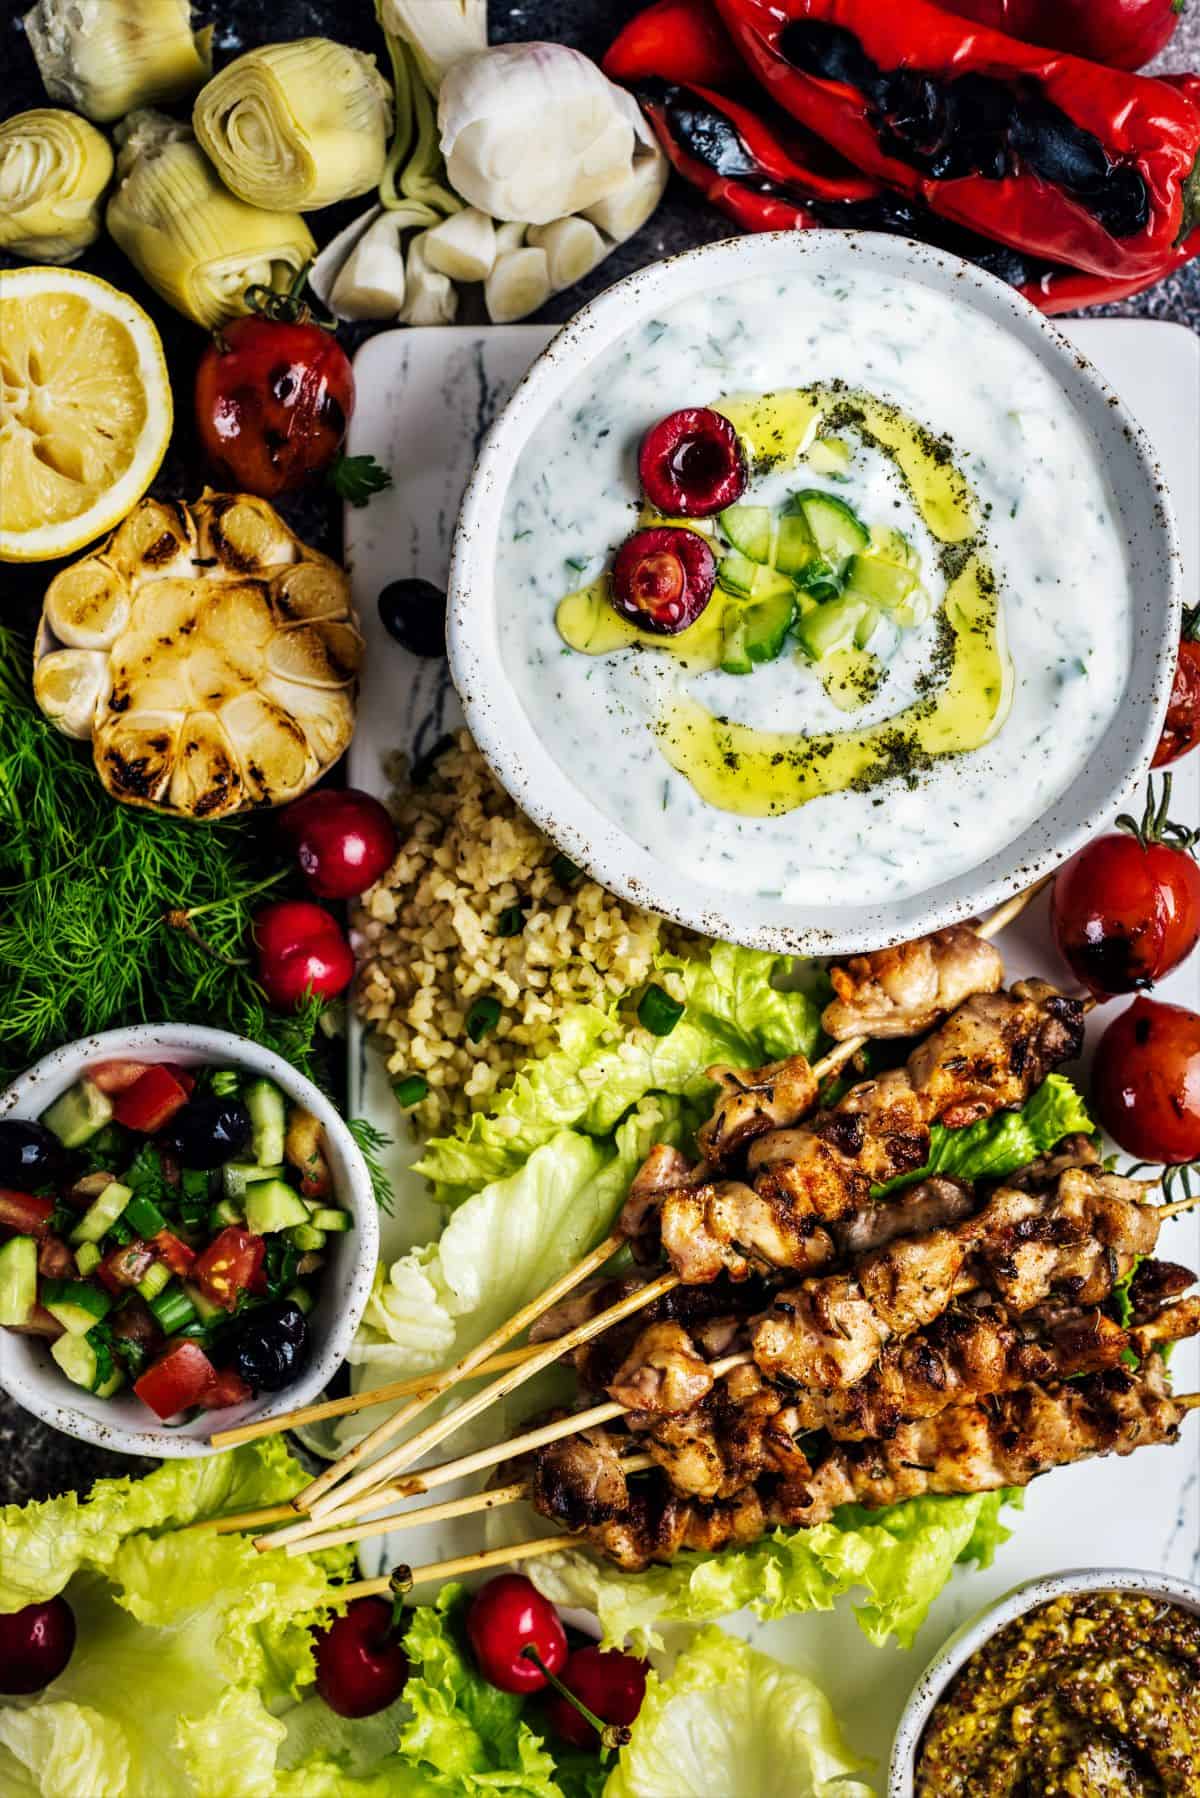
[873,1072,1093,1199]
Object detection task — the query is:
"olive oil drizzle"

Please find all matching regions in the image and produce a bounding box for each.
[558,385,1013,815]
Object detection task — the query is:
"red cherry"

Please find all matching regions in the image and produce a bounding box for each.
[313,1597,409,1718]
[638,407,746,516]
[466,1574,567,1695]
[0,1597,76,1695]
[279,789,397,900]
[611,527,716,635]
[253,899,355,1010]
[1091,995,1200,1164]
[543,1645,648,1751]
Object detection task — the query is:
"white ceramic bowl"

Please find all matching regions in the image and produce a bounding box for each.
[888,1565,1200,1795]
[449,231,1182,956]
[0,1024,378,1458]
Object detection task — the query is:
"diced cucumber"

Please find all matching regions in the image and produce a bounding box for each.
[794,556,842,602]
[244,1179,309,1235]
[69,1180,132,1246]
[136,1260,172,1304]
[41,1079,113,1149]
[719,614,752,676]
[844,553,917,609]
[222,1163,283,1202]
[283,1284,314,1315]
[715,547,760,599]
[74,1241,102,1278]
[869,524,918,568]
[288,1223,327,1252]
[791,490,869,564]
[805,435,852,476]
[773,511,816,579]
[308,1207,352,1234]
[795,596,871,662]
[149,1282,198,1335]
[245,1079,286,1169]
[41,1279,112,1336]
[0,1235,37,1327]
[209,1197,245,1232]
[182,1280,223,1324]
[51,1331,99,1390]
[744,590,797,666]
[94,1366,125,1399]
[719,504,772,564]
[855,604,882,650]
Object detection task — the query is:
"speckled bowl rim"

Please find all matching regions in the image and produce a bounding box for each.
[0,1024,379,1459]
[448,230,1183,955]
[888,1565,1200,1796]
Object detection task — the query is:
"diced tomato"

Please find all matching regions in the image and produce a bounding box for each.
[37,1234,75,1280]
[8,1303,64,1340]
[0,1190,54,1237]
[152,1229,196,1276]
[200,1365,253,1410]
[166,1065,197,1095]
[192,1226,266,1311]
[112,1066,190,1134]
[89,1060,154,1094]
[97,1239,156,1293]
[134,1341,218,1420]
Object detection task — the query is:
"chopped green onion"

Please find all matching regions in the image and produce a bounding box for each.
[496,904,526,937]
[209,1069,239,1098]
[105,1214,136,1246]
[550,852,581,885]
[637,983,685,1037]
[124,1192,168,1238]
[393,1074,430,1108]
[149,1283,198,1336]
[466,996,502,1043]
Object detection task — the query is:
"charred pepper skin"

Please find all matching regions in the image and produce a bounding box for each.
[712,0,1200,282]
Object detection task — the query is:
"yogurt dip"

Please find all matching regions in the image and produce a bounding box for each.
[495,265,1133,908]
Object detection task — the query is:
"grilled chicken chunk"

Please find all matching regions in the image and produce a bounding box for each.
[607,1321,714,1415]
[822,925,1004,1041]
[906,979,1085,1129]
[696,1054,819,1166]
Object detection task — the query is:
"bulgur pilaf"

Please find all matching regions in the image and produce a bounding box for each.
[353,731,691,1133]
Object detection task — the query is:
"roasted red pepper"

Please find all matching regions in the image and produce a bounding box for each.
[713,0,1200,281]
[605,0,746,86]
[939,0,1186,73]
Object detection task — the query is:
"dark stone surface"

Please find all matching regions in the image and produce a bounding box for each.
[1,0,1198,1509]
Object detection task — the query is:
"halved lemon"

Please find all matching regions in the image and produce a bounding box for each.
[0,266,173,563]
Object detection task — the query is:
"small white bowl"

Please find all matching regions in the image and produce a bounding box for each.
[0,1023,378,1458]
[888,1565,1200,1795]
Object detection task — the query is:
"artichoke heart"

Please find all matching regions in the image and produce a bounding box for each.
[34,491,363,820]
[0,109,113,262]
[23,0,212,124]
[106,110,315,329]
[194,38,392,212]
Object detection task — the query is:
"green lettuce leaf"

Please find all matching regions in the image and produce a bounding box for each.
[531,1491,1012,1655]
[603,1626,873,1798]
[873,1073,1093,1199]
[415,946,822,1205]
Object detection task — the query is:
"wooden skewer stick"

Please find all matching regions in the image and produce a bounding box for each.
[1159,1191,1200,1220]
[183,1501,299,1536]
[336,1532,589,1603]
[303,1269,680,1523]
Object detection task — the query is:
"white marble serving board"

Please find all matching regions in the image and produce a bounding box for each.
[343,318,1200,1779]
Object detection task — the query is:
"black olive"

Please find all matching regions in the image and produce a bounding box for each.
[162,1096,252,1168]
[378,578,447,659]
[0,1120,63,1191]
[223,1300,310,1393]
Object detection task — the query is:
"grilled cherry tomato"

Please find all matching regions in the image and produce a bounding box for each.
[193,1225,266,1311]
[195,283,354,499]
[544,1645,648,1751]
[0,1598,76,1695]
[467,1575,567,1695]
[314,1597,410,1718]
[1051,780,1200,997]
[1153,608,1200,768]
[134,1340,220,1421]
[1091,996,1200,1164]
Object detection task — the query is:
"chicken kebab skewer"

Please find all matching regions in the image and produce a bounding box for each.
[298,965,1085,1524]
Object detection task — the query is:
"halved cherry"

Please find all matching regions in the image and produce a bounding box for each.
[638,407,746,516]
[611,527,716,635]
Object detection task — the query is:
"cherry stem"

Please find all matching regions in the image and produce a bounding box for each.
[1183,602,1199,644]
[161,910,249,968]
[522,1646,632,1754]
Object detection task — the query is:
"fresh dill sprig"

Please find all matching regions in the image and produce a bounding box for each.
[346,1117,396,1214]
[0,624,329,1086]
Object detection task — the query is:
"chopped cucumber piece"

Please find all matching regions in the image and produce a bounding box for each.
[42,1279,112,1336]
[136,1260,172,1304]
[244,1078,286,1170]
[794,556,841,601]
[41,1079,113,1148]
[74,1241,102,1278]
[716,547,760,598]
[69,1180,132,1246]
[0,1236,37,1327]
[283,1284,314,1315]
[244,1179,309,1235]
[745,590,797,665]
[720,614,752,676]
[51,1332,100,1390]
[222,1162,283,1202]
[288,1223,326,1252]
[869,524,918,568]
[124,1192,168,1239]
[855,604,882,650]
[791,489,869,564]
[806,436,852,476]
[795,596,871,662]
[94,1365,125,1399]
[895,585,934,629]
[182,1280,223,1323]
[844,553,917,609]
[308,1207,352,1234]
[149,1283,198,1335]
[209,1197,245,1232]
[719,504,772,564]
[773,511,816,579]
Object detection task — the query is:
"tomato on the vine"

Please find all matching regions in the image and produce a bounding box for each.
[1091,996,1200,1165]
[195,281,354,499]
[1153,607,1200,768]
[1051,777,1200,998]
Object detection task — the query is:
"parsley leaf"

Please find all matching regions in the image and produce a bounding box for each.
[328,452,393,507]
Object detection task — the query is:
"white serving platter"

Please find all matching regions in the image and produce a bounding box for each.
[344,315,1200,1776]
